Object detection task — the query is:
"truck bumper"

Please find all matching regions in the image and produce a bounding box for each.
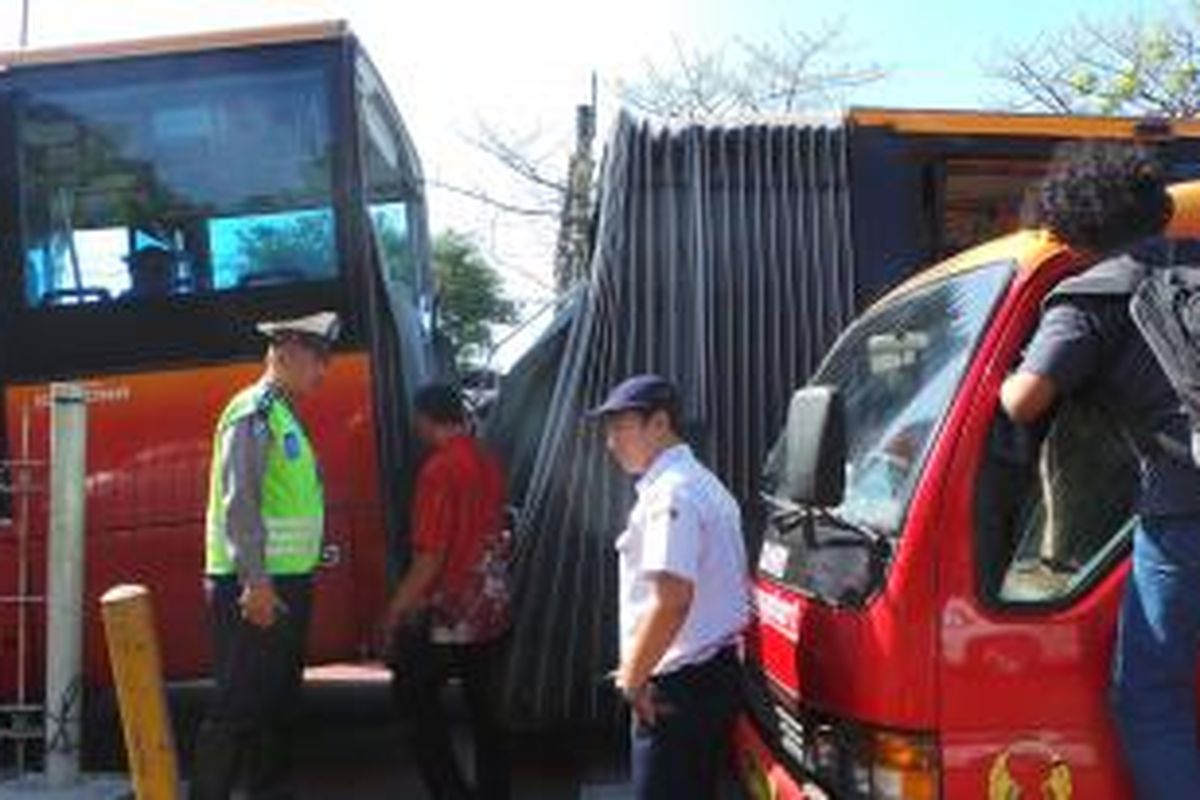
[731,712,826,800]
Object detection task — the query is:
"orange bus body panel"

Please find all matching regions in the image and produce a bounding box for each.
[0,352,388,697]
[0,20,348,69]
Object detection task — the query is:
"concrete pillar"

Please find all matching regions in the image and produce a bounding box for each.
[44,383,87,788]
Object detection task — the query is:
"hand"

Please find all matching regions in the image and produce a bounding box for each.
[624,682,666,728]
[240,580,282,629]
[383,599,412,635]
[381,599,420,653]
[616,664,671,728]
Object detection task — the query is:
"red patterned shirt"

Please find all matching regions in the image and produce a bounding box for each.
[411,435,511,643]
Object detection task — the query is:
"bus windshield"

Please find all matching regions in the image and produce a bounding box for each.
[16,61,335,306]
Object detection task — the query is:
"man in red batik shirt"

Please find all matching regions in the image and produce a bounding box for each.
[384,383,511,800]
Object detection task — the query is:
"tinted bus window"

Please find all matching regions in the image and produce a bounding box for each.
[357,55,430,326]
[370,202,415,291]
[17,64,335,307]
[209,209,336,290]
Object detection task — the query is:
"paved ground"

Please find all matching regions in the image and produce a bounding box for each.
[97,672,627,799]
[4,665,745,799]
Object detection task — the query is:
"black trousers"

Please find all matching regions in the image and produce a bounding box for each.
[390,625,511,800]
[190,575,313,800]
[630,647,741,800]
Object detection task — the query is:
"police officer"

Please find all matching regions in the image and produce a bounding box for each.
[190,311,339,800]
[590,374,750,800]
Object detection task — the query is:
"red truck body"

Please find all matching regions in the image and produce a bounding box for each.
[734,183,1200,799]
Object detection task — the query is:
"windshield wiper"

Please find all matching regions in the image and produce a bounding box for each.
[760,492,891,555]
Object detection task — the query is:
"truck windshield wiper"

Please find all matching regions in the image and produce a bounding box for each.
[760,492,891,553]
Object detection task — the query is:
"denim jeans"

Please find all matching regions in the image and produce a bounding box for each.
[1111,515,1200,799]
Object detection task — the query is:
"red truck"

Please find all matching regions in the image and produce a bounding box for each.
[733,179,1200,799]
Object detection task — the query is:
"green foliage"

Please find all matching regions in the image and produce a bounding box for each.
[372,206,417,288]
[994,8,1200,117]
[234,215,517,366]
[236,213,334,280]
[432,230,518,365]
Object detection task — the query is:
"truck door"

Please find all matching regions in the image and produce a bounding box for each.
[935,302,1140,796]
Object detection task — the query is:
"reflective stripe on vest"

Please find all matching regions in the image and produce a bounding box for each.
[205,384,324,576]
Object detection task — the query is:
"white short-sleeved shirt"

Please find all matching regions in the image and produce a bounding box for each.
[616,444,750,676]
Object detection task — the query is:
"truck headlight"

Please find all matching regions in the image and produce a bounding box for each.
[804,719,939,800]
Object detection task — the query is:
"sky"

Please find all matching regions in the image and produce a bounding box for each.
[0,0,1177,364]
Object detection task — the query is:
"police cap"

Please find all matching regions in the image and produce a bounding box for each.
[257,311,340,352]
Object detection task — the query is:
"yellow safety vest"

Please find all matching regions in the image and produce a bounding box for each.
[205,384,324,576]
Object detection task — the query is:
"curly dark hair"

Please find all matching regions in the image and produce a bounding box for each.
[1021,140,1173,251]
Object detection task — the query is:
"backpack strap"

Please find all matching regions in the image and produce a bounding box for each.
[1130,265,1200,466]
[1045,255,1148,306]
[1042,256,1199,465]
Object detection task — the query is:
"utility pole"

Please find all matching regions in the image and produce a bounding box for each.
[19,0,30,48]
[552,74,598,294]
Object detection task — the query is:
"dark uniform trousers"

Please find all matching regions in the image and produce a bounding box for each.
[390,618,512,800]
[631,646,741,800]
[190,575,313,800]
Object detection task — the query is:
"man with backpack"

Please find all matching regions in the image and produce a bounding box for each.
[1001,140,1200,799]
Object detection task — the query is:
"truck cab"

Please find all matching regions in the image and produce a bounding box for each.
[734,181,1200,799]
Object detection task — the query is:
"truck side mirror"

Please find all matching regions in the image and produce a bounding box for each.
[781,385,846,507]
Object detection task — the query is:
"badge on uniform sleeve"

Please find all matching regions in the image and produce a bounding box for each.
[283,431,301,460]
[250,414,270,440]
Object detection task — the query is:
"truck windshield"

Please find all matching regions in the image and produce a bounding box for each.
[812,261,1012,536]
[759,260,1013,604]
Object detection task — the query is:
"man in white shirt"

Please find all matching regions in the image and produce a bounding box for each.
[590,374,750,800]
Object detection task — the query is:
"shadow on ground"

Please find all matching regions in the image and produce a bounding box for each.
[76,675,634,799]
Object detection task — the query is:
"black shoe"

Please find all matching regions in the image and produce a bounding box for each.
[189,721,243,800]
[244,728,296,800]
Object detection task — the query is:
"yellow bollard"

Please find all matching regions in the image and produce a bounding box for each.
[100,584,181,800]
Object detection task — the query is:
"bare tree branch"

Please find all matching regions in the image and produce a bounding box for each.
[461,21,885,300]
[429,179,558,218]
[619,20,884,121]
[466,124,569,194]
[990,45,1079,113]
[989,8,1200,117]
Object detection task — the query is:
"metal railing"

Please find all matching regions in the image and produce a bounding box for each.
[0,404,48,778]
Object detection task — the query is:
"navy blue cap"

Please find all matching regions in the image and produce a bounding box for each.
[588,374,679,418]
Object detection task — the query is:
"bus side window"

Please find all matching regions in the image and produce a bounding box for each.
[976,398,1138,606]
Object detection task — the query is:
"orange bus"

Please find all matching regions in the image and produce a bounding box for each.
[0,21,433,733]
